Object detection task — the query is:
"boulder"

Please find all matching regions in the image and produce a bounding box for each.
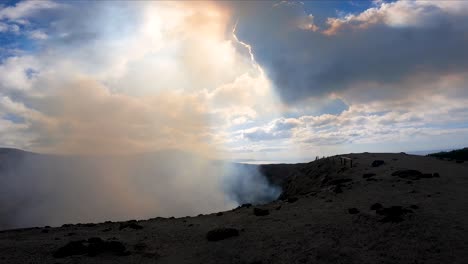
[53,241,88,258]
[370,203,383,210]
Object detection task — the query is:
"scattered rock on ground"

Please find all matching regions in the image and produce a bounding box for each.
[54,237,129,258]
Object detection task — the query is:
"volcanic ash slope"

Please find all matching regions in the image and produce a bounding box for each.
[1,153,467,264]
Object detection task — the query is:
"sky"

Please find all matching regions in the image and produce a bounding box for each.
[1,0,468,162]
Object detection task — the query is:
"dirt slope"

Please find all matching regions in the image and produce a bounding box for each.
[1,153,467,264]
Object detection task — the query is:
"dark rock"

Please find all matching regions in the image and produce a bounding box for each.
[362,173,376,178]
[216,212,223,216]
[456,160,464,163]
[53,241,88,258]
[87,238,128,257]
[102,228,112,232]
[253,208,269,216]
[287,197,298,203]
[371,160,385,167]
[410,205,419,209]
[41,229,49,233]
[391,170,423,180]
[206,228,239,241]
[348,208,359,214]
[420,173,434,178]
[433,173,440,177]
[275,205,282,210]
[105,241,129,256]
[376,206,413,223]
[65,232,76,236]
[370,203,383,210]
[119,221,143,230]
[329,178,352,185]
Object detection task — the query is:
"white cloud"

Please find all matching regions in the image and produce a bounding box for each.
[28,29,47,40]
[0,0,59,21]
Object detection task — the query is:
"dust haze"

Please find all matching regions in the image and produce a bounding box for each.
[0,80,279,230]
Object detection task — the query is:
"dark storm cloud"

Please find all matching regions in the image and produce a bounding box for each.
[226,1,468,104]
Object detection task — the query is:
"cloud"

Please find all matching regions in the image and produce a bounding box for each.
[27,29,47,40]
[0,0,59,21]
[228,1,468,104]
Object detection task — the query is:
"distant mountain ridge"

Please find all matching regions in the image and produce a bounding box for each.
[427,147,468,161]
